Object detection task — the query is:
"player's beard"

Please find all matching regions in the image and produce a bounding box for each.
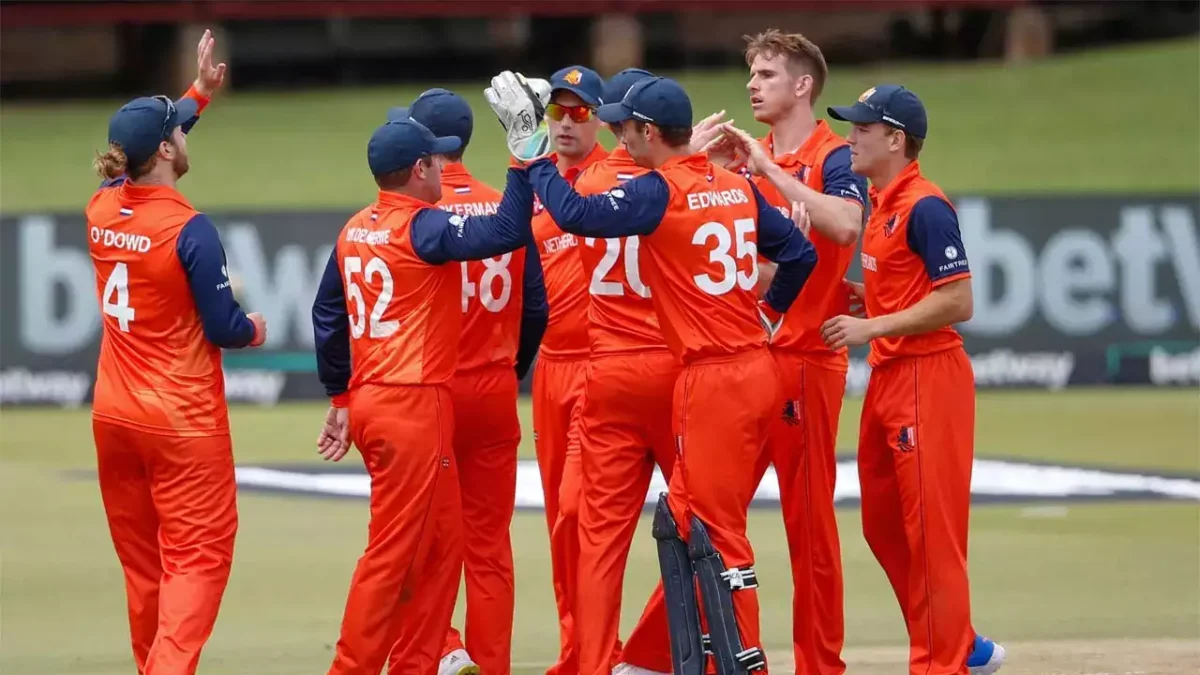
[172,150,190,179]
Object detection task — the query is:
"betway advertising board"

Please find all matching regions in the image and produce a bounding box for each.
[2,194,1197,406]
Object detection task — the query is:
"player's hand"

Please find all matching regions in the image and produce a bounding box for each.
[317,405,351,462]
[484,71,551,163]
[689,109,728,154]
[247,312,267,347]
[843,279,867,318]
[703,133,745,171]
[755,261,776,300]
[193,29,227,98]
[721,124,772,176]
[820,314,877,349]
[791,201,812,239]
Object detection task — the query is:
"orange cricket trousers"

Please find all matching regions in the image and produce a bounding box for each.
[858,347,976,675]
[440,365,522,675]
[532,355,589,675]
[330,383,464,675]
[575,351,680,675]
[620,348,781,674]
[754,350,848,675]
[94,419,237,675]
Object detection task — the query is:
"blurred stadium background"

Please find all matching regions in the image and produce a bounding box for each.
[1,1,1198,673]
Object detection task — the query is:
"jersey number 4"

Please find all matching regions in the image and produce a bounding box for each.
[102,262,136,332]
[344,256,400,339]
[461,254,513,313]
[692,218,758,296]
[584,236,650,298]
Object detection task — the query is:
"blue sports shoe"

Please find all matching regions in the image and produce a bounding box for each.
[967,634,1006,674]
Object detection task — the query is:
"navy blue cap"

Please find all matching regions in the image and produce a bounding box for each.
[601,68,655,110]
[387,88,474,149]
[550,66,605,107]
[107,95,199,167]
[828,84,928,139]
[597,77,693,128]
[367,119,462,177]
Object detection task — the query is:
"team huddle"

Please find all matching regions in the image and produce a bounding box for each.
[85,27,1006,675]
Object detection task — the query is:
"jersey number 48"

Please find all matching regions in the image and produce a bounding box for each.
[461,254,513,313]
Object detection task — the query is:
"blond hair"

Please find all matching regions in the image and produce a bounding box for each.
[744,29,829,103]
[93,142,159,181]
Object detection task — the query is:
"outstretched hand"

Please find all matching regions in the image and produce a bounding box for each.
[193,29,226,98]
[485,71,552,163]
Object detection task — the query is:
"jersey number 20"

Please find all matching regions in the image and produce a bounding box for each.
[692,218,758,295]
[584,236,650,298]
[344,256,400,339]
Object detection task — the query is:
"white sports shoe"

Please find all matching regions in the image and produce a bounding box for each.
[439,649,480,675]
[612,663,670,675]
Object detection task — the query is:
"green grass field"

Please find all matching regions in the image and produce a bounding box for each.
[1,38,1197,213]
[1,389,1198,674]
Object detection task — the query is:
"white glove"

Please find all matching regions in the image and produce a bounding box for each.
[526,77,552,108]
[484,71,551,163]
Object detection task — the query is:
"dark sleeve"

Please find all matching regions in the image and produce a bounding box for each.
[516,241,549,380]
[175,214,257,348]
[312,248,352,397]
[906,196,970,285]
[411,168,534,264]
[821,146,868,215]
[527,159,668,238]
[751,182,819,314]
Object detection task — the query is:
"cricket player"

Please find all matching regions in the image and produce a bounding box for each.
[567,67,682,675]
[386,88,549,675]
[710,29,869,675]
[530,65,610,675]
[86,30,267,675]
[488,73,818,675]
[310,117,535,675]
[821,85,1005,675]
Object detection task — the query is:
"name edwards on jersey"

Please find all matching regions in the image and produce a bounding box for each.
[685,187,751,211]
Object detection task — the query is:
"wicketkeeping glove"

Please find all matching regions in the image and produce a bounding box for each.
[484,71,552,163]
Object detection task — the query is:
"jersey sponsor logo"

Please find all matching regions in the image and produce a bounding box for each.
[345,227,390,245]
[89,227,151,253]
[440,201,500,217]
[793,166,810,182]
[861,252,878,272]
[685,188,750,211]
[543,232,579,254]
[448,215,466,238]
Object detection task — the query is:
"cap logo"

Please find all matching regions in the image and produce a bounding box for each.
[565,69,583,85]
[858,87,876,103]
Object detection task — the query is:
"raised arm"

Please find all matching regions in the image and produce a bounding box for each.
[312,249,352,403]
[526,159,668,238]
[176,214,260,349]
[750,182,818,314]
[411,168,534,264]
[516,241,549,380]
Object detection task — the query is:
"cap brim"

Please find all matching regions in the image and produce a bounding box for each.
[827,103,881,125]
[387,106,411,122]
[596,102,633,124]
[167,96,200,130]
[552,85,601,107]
[430,135,462,155]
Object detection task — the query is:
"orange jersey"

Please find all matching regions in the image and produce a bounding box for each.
[573,146,666,356]
[532,144,609,358]
[753,122,866,369]
[437,162,526,372]
[336,191,461,387]
[86,183,235,436]
[861,161,971,367]
[641,155,769,363]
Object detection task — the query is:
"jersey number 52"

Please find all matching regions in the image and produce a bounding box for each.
[692,218,758,296]
[344,256,400,339]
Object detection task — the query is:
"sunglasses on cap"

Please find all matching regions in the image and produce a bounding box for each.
[153,94,176,141]
[546,103,596,123]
